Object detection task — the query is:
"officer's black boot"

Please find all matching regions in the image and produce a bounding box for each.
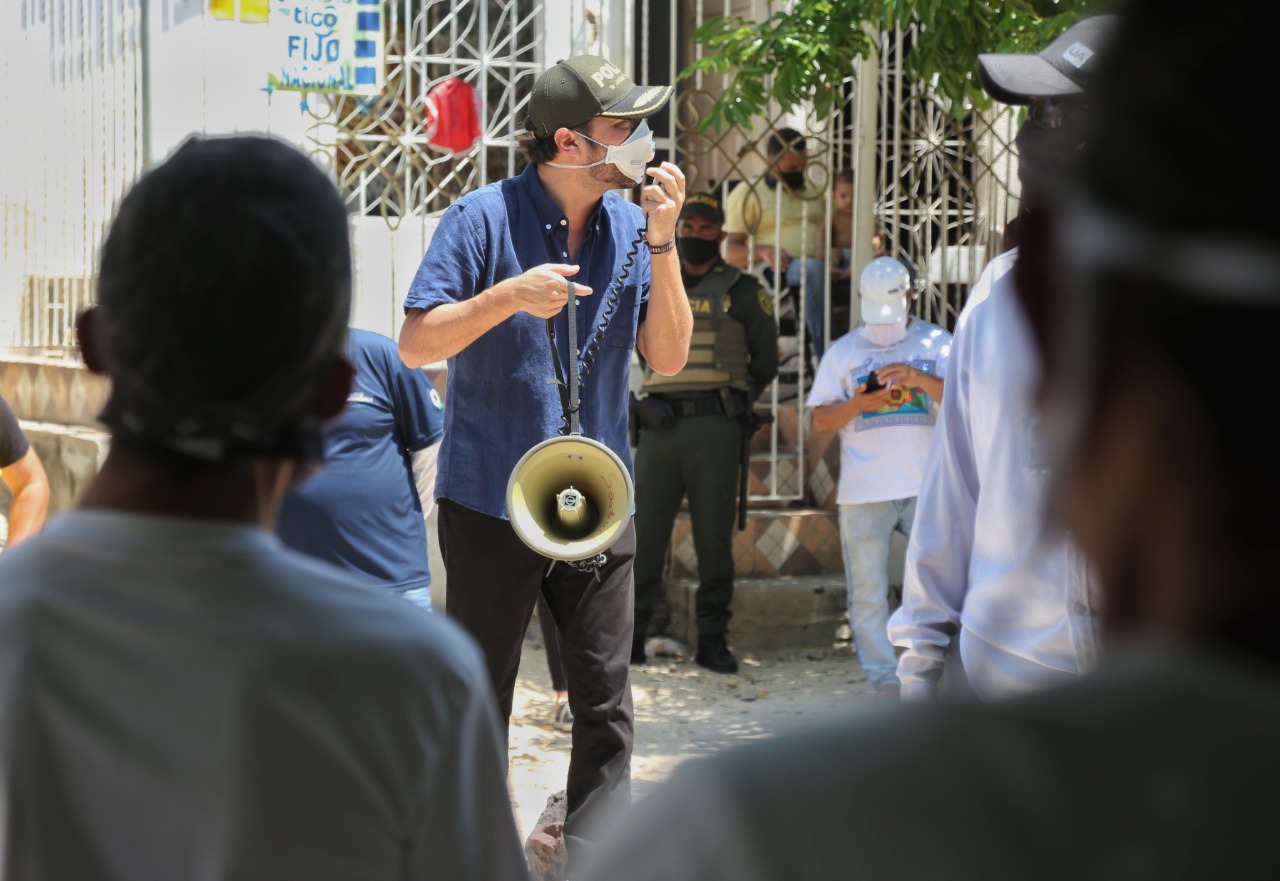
[631,618,648,665]
[695,634,738,674]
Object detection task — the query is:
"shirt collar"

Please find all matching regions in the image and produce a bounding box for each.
[518,164,607,236]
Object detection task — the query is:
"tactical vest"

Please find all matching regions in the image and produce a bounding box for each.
[643,264,751,394]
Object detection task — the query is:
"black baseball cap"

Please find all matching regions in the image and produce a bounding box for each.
[527,55,673,138]
[977,15,1118,105]
[680,193,724,225]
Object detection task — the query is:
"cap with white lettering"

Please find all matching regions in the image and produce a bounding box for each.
[977,15,1118,105]
[526,55,673,138]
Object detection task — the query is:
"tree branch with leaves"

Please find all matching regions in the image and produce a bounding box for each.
[680,0,1104,131]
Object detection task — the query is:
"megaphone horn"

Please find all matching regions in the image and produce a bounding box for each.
[506,435,635,562]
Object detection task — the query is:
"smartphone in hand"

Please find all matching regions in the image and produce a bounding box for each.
[863,370,884,393]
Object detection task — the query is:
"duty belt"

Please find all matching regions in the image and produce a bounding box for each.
[659,395,727,417]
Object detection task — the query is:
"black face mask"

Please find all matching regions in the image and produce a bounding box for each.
[677,236,721,266]
[775,170,806,191]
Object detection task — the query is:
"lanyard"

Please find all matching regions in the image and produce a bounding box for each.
[545,281,583,436]
[543,224,647,436]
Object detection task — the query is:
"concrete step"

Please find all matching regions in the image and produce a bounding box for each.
[2,422,109,523]
[659,508,909,651]
[666,573,849,653]
[1,356,108,427]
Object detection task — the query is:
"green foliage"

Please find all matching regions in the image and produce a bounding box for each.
[681,0,1105,132]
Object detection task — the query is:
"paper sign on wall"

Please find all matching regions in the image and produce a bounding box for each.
[266,0,385,96]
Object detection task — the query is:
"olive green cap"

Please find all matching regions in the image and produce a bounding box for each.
[526,55,673,138]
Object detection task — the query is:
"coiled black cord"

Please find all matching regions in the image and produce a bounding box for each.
[579,225,646,380]
[553,226,646,435]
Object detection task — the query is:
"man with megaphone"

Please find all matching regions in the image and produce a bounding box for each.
[399,56,692,874]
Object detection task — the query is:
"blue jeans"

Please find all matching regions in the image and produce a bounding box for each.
[787,256,829,359]
[839,497,916,689]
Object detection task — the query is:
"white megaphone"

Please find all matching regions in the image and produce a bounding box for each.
[506,435,635,562]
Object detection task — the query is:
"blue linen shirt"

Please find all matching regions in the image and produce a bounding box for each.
[404,164,651,519]
[277,329,444,591]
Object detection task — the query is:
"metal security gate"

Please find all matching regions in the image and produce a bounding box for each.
[640,2,1018,506]
[872,26,1018,331]
[301,0,543,222]
[0,0,146,357]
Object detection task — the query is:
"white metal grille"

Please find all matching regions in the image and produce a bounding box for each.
[301,0,543,223]
[0,0,146,357]
[652,5,1019,505]
[873,26,1018,331]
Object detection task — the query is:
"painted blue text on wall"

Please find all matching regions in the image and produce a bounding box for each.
[266,0,384,96]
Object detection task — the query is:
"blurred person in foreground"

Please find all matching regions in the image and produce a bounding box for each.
[581,2,1280,877]
[0,136,526,880]
[888,16,1118,700]
[0,395,49,549]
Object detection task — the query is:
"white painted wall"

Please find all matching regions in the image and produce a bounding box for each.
[348,213,444,339]
[144,0,311,161]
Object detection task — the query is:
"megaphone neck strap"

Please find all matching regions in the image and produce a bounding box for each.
[546,280,583,436]
[544,226,647,438]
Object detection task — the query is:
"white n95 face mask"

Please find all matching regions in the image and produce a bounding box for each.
[863,317,908,347]
[547,121,655,184]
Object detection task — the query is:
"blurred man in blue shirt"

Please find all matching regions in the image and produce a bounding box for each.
[278,329,443,610]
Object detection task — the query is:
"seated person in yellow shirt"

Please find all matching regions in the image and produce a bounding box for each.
[723,127,829,356]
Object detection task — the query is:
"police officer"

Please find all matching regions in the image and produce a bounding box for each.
[632,193,779,673]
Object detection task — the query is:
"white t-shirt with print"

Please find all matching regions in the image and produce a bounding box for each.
[807,319,952,504]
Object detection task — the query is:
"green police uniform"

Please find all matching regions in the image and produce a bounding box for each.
[633,260,778,645]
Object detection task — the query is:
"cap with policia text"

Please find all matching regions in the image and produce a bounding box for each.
[527,55,673,138]
[679,193,724,225]
[977,15,1118,105]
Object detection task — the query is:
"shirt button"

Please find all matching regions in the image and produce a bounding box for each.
[562,251,569,258]
[1071,601,1087,615]
[545,224,551,230]
[560,219,567,226]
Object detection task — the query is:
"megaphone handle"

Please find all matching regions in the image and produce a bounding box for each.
[565,280,581,436]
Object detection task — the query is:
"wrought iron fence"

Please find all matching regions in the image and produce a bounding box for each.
[0,0,146,358]
[301,0,543,224]
[643,3,1019,505]
[0,0,1019,510]
[873,26,1018,332]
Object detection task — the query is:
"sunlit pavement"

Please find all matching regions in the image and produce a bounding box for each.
[507,633,877,837]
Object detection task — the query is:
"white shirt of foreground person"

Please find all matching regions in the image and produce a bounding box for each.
[887,249,1096,701]
[0,510,529,881]
[580,643,1280,881]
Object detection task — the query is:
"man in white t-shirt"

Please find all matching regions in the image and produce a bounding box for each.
[0,136,528,881]
[806,258,951,696]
